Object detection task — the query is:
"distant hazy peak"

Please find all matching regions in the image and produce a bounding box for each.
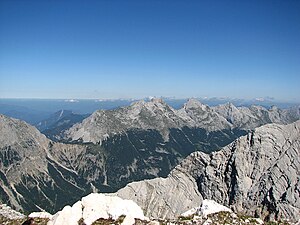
[269,105,279,110]
[130,99,146,107]
[150,97,165,104]
[183,98,206,109]
[223,102,237,109]
[129,98,169,108]
[64,99,300,144]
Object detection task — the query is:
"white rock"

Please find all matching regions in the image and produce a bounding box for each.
[115,169,202,219]
[255,218,264,224]
[203,218,212,225]
[149,221,160,225]
[29,211,52,219]
[121,214,135,225]
[181,207,199,217]
[0,204,25,220]
[200,200,231,218]
[47,193,146,225]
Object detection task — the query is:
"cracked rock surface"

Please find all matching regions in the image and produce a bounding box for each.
[116,121,300,222]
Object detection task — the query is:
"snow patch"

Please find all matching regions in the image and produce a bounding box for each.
[200,199,232,217]
[181,199,231,218]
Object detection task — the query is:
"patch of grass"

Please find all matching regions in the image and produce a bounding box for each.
[91,216,128,225]
[178,214,194,221]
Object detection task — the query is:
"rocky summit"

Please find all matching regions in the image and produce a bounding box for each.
[114,120,300,223]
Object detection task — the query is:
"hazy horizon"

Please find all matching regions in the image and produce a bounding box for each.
[0,96,300,103]
[1,0,299,101]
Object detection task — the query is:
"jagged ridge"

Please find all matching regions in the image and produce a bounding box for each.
[64,98,299,144]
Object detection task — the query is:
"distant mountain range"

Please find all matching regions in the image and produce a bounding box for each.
[0,98,299,219]
[63,98,299,145]
[0,97,299,125]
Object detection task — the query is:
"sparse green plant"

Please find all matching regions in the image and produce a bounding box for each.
[178,214,194,221]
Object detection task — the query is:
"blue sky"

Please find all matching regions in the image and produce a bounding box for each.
[0,0,299,101]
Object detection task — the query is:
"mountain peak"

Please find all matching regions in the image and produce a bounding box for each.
[184,98,205,109]
[130,98,170,113]
[130,99,146,107]
[225,102,236,108]
[269,105,279,111]
[150,97,165,104]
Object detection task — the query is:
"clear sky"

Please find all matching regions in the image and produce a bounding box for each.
[0,0,299,101]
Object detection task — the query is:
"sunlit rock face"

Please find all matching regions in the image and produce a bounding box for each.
[115,121,300,222]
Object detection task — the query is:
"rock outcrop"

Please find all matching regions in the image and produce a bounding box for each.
[115,121,300,222]
[113,168,202,219]
[0,204,25,220]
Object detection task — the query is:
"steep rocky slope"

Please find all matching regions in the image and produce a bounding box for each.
[0,114,93,212]
[0,115,187,213]
[115,121,300,222]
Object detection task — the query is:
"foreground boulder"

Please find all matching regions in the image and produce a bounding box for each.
[47,193,147,225]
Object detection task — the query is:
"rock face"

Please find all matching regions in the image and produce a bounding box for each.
[113,168,202,219]
[0,114,93,212]
[115,121,300,222]
[180,121,300,222]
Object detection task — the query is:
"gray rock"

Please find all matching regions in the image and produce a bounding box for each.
[114,169,202,219]
[115,121,300,222]
[213,103,299,130]
[183,121,300,222]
